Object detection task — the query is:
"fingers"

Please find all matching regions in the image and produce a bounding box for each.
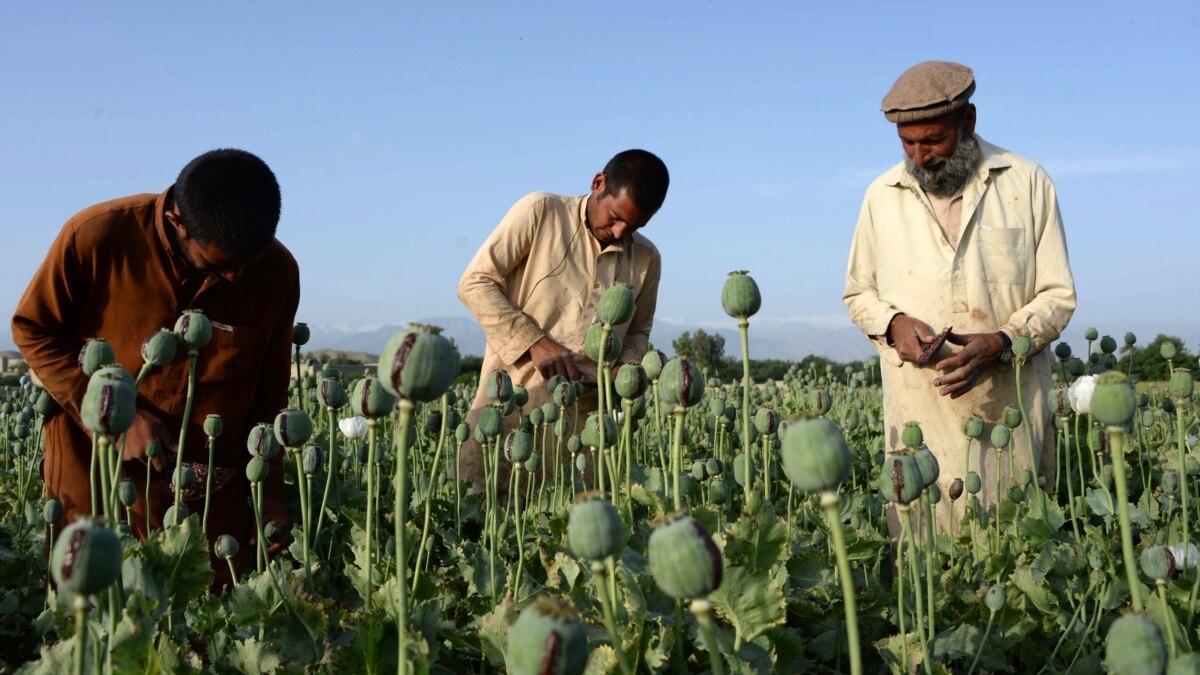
[933,363,979,397]
[945,331,968,346]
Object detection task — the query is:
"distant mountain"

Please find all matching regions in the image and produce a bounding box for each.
[303,315,875,362]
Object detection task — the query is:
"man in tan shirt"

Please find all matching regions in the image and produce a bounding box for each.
[457,149,669,491]
[844,62,1076,519]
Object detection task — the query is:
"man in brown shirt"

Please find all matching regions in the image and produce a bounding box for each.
[12,149,299,589]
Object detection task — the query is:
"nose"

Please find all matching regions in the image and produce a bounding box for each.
[217,267,242,284]
[912,145,932,168]
[611,222,630,240]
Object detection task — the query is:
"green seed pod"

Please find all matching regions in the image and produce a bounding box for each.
[553,381,576,408]
[485,370,514,404]
[965,471,982,494]
[705,457,724,477]
[574,453,588,473]
[843,409,860,431]
[1100,335,1118,354]
[78,338,116,376]
[691,460,708,481]
[1066,357,1086,377]
[424,410,444,436]
[506,595,588,675]
[1008,486,1025,503]
[879,454,924,504]
[50,519,122,596]
[350,376,397,419]
[553,417,569,438]
[117,480,138,507]
[203,414,223,438]
[140,329,179,367]
[264,520,283,544]
[174,465,197,491]
[545,374,565,397]
[707,480,729,504]
[1092,371,1137,426]
[541,403,559,423]
[962,415,985,439]
[1140,545,1176,582]
[246,422,281,460]
[526,452,541,472]
[1105,614,1167,675]
[949,478,964,501]
[581,413,618,449]
[1054,342,1072,359]
[811,389,832,415]
[1019,469,1033,487]
[81,370,137,436]
[1003,405,1022,429]
[914,445,940,487]
[476,407,504,440]
[567,435,582,454]
[173,310,213,351]
[1167,654,1200,675]
[754,408,780,435]
[1168,369,1193,399]
[984,584,1006,612]
[927,482,942,503]
[1013,335,1032,357]
[163,504,189,527]
[584,323,622,363]
[567,495,624,561]
[246,456,270,483]
[33,387,57,417]
[454,422,470,444]
[302,445,324,475]
[505,430,533,463]
[292,322,310,347]
[615,363,648,400]
[528,407,544,427]
[901,421,923,450]
[597,282,635,326]
[1163,471,1181,495]
[641,349,667,380]
[780,418,851,492]
[1085,327,1099,341]
[659,357,705,409]
[215,534,239,560]
[274,408,312,448]
[732,453,755,487]
[1161,341,1178,360]
[43,498,64,524]
[721,270,762,319]
[378,328,463,404]
[1124,332,1137,347]
[318,377,348,410]
[990,425,1011,448]
[647,514,724,599]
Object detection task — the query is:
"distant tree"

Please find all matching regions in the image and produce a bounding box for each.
[672,329,728,379]
[1117,334,1196,382]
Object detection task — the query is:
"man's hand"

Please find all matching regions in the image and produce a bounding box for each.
[887,314,937,363]
[932,332,1006,398]
[122,409,176,471]
[529,336,583,382]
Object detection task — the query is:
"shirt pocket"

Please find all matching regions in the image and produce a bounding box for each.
[976,227,1026,285]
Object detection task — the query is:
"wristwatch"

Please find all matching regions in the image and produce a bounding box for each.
[997,332,1013,363]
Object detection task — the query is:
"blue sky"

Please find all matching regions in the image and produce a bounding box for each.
[2,1,1197,356]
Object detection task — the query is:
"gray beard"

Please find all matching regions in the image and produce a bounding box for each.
[905,132,982,196]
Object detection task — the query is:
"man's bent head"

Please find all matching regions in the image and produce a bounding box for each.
[172,149,281,266]
[587,149,669,245]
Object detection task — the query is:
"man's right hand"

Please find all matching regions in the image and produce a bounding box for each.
[528,336,583,382]
[887,314,937,364]
[122,409,176,471]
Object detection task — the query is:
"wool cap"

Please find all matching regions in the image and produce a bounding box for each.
[882,61,975,123]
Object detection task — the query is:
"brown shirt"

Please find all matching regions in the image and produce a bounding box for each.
[12,189,300,472]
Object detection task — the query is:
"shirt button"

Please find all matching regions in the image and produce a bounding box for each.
[593,282,600,289]
[587,302,594,309]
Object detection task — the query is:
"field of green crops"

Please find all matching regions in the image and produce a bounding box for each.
[1,276,1198,674]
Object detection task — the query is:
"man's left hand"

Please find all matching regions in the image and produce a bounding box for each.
[932,332,1005,398]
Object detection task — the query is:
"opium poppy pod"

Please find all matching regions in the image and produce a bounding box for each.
[990,425,1011,449]
[505,430,533,463]
[506,596,588,675]
[174,465,197,491]
[964,471,982,494]
[476,407,505,440]
[1092,372,1137,426]
[1099,335,1118,355]
[1105,614,1167,675]
[1085,327,1099,341]
[246,423,281,460]
[962,414,984,439]
[292,322,310,347]
[614,363,648,400]
[203,414,223,438]
[302,445,324,475]
[567,494,624,561]
[1054,342,1072,360]
[901,421,923,450]
[597,282,635,326]
[81,372,136,436]
[659,357,705,408]
[540,403,559,424]
[117,480,138,508]
[1169,368,1193,399]
[1140,545,1176,582]
[173,310,213,351]
[318,377,348,409]
[553,381,576,408]
[50,519,122,596]
[581,413,618,449]
[648,514,724,600]
[721,270,762,320]
[140,329,179,367]
[1013,335,1033,358]
[878,453,924,505]
[984,584,1006,612]
[528,408,544,427]
[246,456,270,483]
[641,349,667,380]
[377,328,460,403]
[948,478,964,501]
[485,370,514,405]
[584,324,622,363]
[215,534,240,560]
[780,418,851,493]
[1003,406,1023,429]
[454,422,471,444]
[1160,341,1178,360]
[914,445,940,487]
[349,376,397,419]
[78,338,116,377]
[754,408,780,435]
[43,498,63,525]
[274,408,313,448]
[512,385,529,408]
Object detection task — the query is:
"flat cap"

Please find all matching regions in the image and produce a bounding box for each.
[882,61,975,123]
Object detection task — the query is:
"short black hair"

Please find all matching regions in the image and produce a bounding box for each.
[601,149,669,215]
[174,149,281,262]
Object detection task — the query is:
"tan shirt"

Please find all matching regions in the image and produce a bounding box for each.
[844,137,1076,511]
[926,189,964,249]
[458,191,661,420]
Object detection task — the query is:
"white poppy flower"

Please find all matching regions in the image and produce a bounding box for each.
[339,416,369,439]
[1067,375,1095,415]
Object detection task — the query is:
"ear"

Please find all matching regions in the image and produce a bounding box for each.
[962,104,977,136]
[164,208,190,240]
[591,172,606,194]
